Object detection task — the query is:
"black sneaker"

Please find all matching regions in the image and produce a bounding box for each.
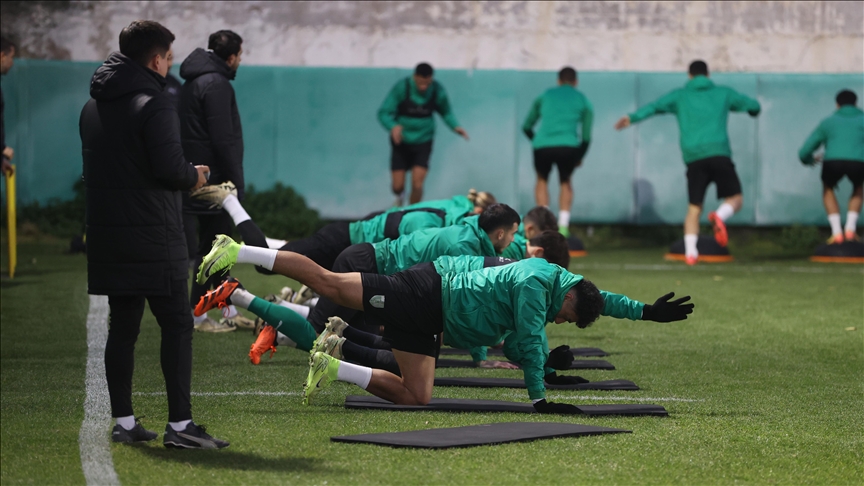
[163,422,229,449]
[112,419,158,443]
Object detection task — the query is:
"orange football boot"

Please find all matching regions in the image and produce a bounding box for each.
[249,325,277,365]
[194,277,240,317]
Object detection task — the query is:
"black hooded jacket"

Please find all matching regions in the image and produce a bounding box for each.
[80,52,199,296]
[179,48,244,200]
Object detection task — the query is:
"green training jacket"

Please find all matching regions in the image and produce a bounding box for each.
[348,196,476,245]
[433,255,645,363]
[522,85,593,149]
[628,76,760,163]
[798,106,864,164]
[373,216,496,275]
[377,77,461,145]
[435,257,581,400]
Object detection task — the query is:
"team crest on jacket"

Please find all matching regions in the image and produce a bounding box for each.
[369,295,385,308]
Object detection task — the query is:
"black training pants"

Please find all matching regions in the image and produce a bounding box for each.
[307,243,378,333]
[105,279,194,422]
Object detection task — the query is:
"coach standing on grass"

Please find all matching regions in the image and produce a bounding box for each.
[180,30,248,333]
[378,63,469,206]
[80,20,227,448]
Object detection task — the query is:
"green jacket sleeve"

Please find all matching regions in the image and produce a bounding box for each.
[581,98,594,143]
[399,212,444,236]
[600,291,645,321]
[798,123,827,165]
[629,90,679,123]
[469,346,488,362]
[512,281,551,400]
[522,97,542,132]
[435,84,461,130]
[728,89,761,115]
[377,82,403,131]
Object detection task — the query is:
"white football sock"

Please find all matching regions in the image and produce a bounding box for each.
[222,194,251,225]
[276,300,310,318]
[265,237,287,249]
[558,210,571,228]
[116,415,136,430]
[828,213,842,236]
[169,419,191,432]
[222,305,239,318]
[336,360,372,389]
[307,297,319,308]
[276,331,297,348]
[237,245,277,270]
[684,234,699,258]
[715,202,735,221]
[228,288,254,309]
[193,313,208,324]
[845,211,859,233]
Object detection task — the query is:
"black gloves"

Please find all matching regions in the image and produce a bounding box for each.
[544,372,589,385]
[748,109,760,117]
[533,399,581,414]
[641,292,694,322]
[523,128,535,140]
[545,345,575,370]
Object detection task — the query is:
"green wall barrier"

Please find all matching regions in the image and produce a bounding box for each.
[1,59,861,225]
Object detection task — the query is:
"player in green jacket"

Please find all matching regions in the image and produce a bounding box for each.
[378,63,469,206]
[500,206,560,261]
[522,67,593,236]
[798,89,864,243]
[190,183,495,273]
[615,60,761,265]
[195,240,694,412]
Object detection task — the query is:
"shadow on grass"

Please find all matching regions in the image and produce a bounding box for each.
[132,445,342,474]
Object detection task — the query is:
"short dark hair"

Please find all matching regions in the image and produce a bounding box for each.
[415,63,434,77]
[529,230,570,268]
[478,204,521,234]
[524,206,557,232]
[836,90,857,106]
[0,36,15,54]
[119,20,175,66]
[558,66,577,84]
[208,30,243,61]
[689,60,709,76]
[573,279,604,329]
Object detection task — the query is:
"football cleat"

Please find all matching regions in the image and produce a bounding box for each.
[197,235,241,284]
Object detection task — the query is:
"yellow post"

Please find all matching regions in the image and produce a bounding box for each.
[5,165,16,278]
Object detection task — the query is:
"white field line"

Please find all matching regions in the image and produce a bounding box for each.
[79,295,120,486]
[133,391,303,397]
[571,262,863,274]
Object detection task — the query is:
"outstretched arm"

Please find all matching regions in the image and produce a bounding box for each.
[616,90,679,130]
[798,124,827,165]
[522,97,542,140]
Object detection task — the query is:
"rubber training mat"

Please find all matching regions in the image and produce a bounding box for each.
[439,347,610,357]
[331,422,631,449]
[345,395,668,416]
[433,377,639,391]
[436,358,616,370]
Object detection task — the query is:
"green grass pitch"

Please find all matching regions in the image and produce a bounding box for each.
[1,242,862,484]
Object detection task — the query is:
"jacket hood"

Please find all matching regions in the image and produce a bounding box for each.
[686,75,714,90]
[546,269,584,323]
[445,195,476,225]
[837,105,864,117]
[463,215,497,256]
[180,48,235,81]
[90,52,166,101]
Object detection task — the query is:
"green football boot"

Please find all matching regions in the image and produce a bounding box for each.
[304,352,340,405]
[196,234,241,284]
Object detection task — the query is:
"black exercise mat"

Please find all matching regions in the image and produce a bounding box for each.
[345,395,667,416]
[331,422,631,449]
[439,347,610,357]
[433,377,639,390]
[436,358,615,370]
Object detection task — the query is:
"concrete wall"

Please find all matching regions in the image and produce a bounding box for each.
[2,1,862,73]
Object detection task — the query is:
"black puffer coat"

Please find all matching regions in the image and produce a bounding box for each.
[80,52,199,296]
[179,48,244,200]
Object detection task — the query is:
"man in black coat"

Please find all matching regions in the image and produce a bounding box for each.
[179,30,249,332]
[1,36,15,176]
[80,20,227,448]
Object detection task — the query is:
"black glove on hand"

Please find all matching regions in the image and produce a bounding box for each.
[545,345,575,370]
[641,292,694,322]
[523,128,535,140]
[533,399,581,414]
[544,372,589,385]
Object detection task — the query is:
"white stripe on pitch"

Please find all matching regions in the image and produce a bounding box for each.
[79,295,120,486]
